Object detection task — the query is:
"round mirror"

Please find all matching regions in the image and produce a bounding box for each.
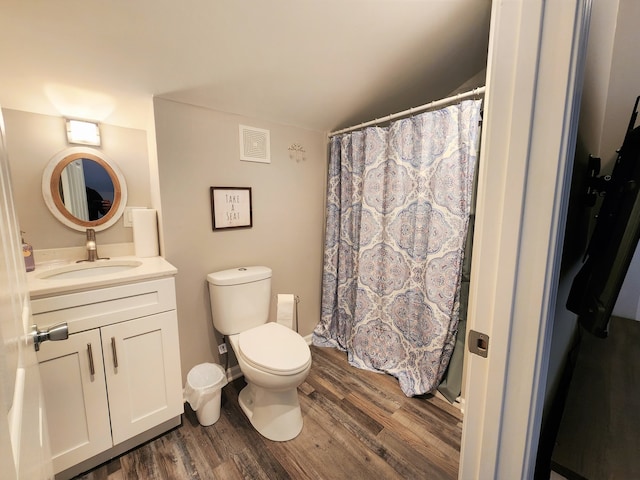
[42,147,127,232]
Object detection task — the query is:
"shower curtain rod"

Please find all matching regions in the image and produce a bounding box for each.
[329,85,486,137]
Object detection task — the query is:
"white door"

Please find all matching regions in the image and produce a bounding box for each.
[460,1,591,478]
[0,111,53,477]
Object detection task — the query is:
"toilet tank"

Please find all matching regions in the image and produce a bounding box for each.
[207,266,272,335]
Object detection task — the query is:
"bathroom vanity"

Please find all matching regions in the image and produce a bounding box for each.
[28,256,183,480]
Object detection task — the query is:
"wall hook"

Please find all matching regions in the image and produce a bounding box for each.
[288,143,306,162]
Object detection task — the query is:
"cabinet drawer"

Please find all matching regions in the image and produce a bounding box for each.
[31,277,177,333]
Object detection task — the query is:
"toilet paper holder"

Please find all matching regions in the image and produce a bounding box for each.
[274,294,300,304]
[275,294,300,332]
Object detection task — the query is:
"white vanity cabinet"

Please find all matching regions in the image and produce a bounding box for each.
[31,276,183,480]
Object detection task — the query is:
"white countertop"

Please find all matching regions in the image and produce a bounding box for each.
[27,255,177,298]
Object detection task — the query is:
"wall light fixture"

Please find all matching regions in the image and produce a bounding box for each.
[66,119,101,146]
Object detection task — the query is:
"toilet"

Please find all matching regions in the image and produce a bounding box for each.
[206,266,311,441]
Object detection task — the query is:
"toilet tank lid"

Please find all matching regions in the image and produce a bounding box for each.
[207,266,272,286]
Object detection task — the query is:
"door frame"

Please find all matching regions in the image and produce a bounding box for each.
[460,0,592,478]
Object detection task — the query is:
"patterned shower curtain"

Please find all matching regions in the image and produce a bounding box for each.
[312,99,482,396]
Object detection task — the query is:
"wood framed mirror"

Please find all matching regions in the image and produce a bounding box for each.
[42,147,127,232]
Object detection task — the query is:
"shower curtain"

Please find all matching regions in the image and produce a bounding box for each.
[312,99,482,396]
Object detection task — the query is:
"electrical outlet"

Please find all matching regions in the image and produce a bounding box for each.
[218,343,227,354]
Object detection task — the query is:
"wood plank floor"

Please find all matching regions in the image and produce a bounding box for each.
[552,316,640,479]
[74,346,463,480]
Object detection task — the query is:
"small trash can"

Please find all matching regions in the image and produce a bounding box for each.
[184,363,228,426]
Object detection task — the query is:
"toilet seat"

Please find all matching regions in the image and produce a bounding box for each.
[238,322,311,375]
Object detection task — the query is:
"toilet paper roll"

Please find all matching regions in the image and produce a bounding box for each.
[132,209,159,257]
[276,294,296,330]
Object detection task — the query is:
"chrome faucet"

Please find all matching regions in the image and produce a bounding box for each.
[77,228,108,263]
[86,228,98,262]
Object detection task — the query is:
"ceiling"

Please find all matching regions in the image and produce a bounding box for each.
[0,0,491,132]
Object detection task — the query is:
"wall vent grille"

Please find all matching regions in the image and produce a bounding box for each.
[239,125,271,163]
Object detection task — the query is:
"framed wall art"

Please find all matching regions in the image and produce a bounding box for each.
[210,186,253,230]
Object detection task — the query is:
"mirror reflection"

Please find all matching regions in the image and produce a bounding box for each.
[57,158,114,221]
[42,148,127,232]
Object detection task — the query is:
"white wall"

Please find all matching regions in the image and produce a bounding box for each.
[3,109,152,249]
[577,0,619,162]
[153,98,327,381]
[597,0,640,170]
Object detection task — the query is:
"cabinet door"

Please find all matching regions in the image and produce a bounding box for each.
[102,311,183,445]
[37,329,112,474]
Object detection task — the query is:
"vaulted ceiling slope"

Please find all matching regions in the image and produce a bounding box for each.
[0,0,491,132]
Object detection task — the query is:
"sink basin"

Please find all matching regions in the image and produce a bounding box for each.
[36,260,143,280]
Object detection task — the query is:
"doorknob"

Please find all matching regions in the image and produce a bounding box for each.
[31,323,69,351]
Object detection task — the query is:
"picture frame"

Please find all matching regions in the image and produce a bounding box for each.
[210,187,253,230]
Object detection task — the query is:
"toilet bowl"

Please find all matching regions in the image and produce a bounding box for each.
[229,322,311,441]
[207,266,312,441]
